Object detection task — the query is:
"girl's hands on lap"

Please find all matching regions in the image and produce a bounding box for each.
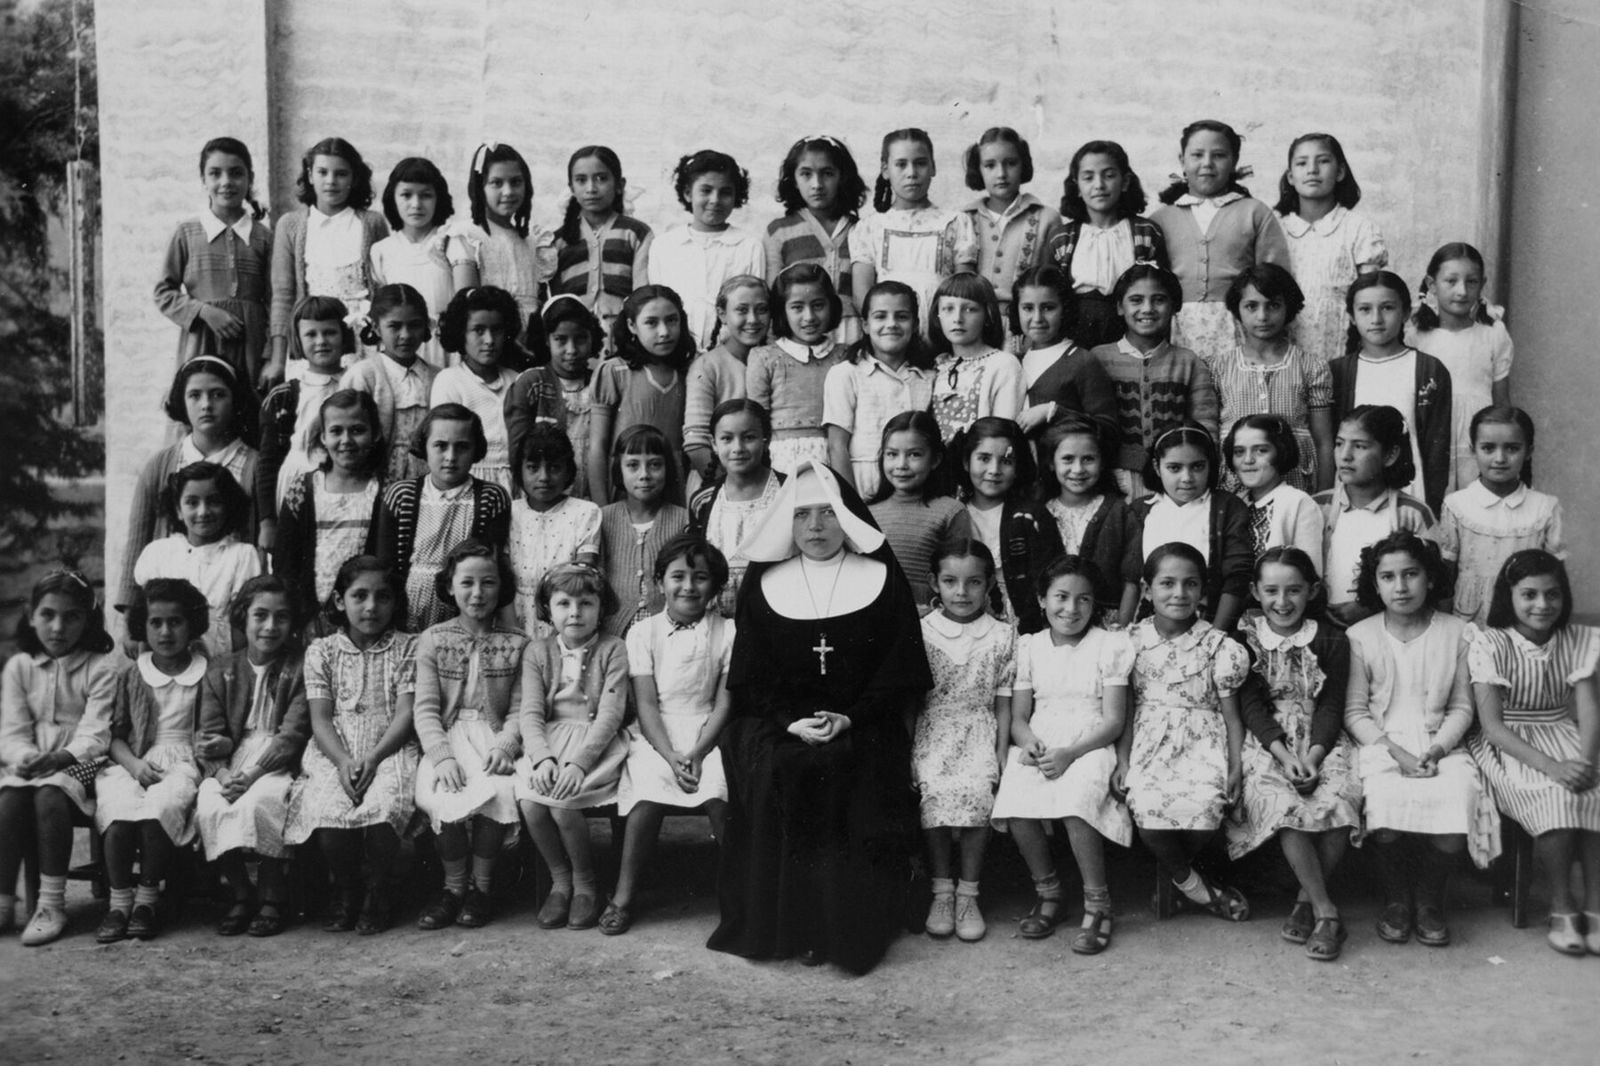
[1547,758,1596,791]
[529,758,558,795]
[549,763,584,801]
[1413,745,1444,778]
[483,749,515,776]
[673,753,701,794]
[134,760,164,788]
[221,771,252,802]
[196,734,231,761]
[1039,747,1075,781]
[18,752,62,778]
[256,745,289,775]
[435,757,466,793]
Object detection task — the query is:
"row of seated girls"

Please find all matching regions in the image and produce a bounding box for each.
[2,114,1587,967]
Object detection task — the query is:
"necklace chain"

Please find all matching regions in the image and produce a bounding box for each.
[798,554,846,619]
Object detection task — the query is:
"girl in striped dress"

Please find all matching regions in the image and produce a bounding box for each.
[1468,550,1600,955]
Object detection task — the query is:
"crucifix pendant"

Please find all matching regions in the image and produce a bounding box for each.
[812,633,833,676]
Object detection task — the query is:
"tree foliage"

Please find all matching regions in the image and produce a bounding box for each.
[0,0,103,552]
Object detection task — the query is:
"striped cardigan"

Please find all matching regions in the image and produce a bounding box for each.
[1046,217,1170,285]
[374,476,512,581]
[273,470,384,614]
[551,214,653,302]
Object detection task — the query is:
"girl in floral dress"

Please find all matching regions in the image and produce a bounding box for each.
[284,556,418,935]
[1115,542,1252,921]
[913,540,1016,944]
[1227,549,1361,961]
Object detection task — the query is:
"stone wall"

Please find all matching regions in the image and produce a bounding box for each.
[98,0,1508,604]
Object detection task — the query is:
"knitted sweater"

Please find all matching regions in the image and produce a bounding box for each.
[374,476,512,581]
[411,619,528,766]
[268,206,389,339]
[1090,340,1220,470]
[518,634,630,772]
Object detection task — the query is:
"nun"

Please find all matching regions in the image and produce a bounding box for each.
[706,460,931,974]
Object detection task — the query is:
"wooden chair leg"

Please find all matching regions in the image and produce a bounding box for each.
[1154,872,1177,920]
[1511,823,1534,930]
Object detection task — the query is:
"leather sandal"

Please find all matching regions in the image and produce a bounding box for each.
[1193,874,1250,922]
[1018,897,1062,940]
[218,901,254,937]
[1280,900,1314,944]
[248,903,287,938]
[1071,909,1113,955]
[1305,917,1347,961]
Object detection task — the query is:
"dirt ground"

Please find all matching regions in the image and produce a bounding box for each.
[3,821,1598,1066]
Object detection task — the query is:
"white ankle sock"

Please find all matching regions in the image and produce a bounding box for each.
[1174,869,1209,904]
[38,875,66,910]
[134,883,160,909]
[471,856,495,894]
[109,887,135,914]
[956,879,980,899]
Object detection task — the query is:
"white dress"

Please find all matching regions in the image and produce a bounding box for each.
[647,223,767,350]
[194,660,295,860]
[133,534,264,660]
[430,365,519,491]
[370,228,460,369]
[700,472,782,617]
[1409,319,1514,493]
[95,653,206,845]
[508,495,603,633]
[991,627,1134,845]
[848,206,978,336]
[617,612,733,815]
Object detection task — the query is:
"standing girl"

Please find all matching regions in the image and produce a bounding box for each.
[689,399,784,616]
[459,142,556,332]
[1215,264,1334,491]
[1439,406,1565,625]
[1331,270,1453,515]
[1274,133,1387,368]
[505,295,603,501]
[194,575,309,937]
[1091,264,1219,498]
[0,571,115,946]
[1151,120,1290,363]
[257,296,355,530]
[155,137,273,387]
[764,135,869,345]
[412,542,527,931]
[992,557,1135,952]
[508,425,602,635]
[747,264,849,475]
[868,411,972,609]
[96,579,209,942]
[824,280,935,495]
[1226,414,1325,559]
[1115,543,1253,921]
[371,157,476,370]
[929,272,1025,444]
[433,285,522,492]
[683,275,767,480]
[1316,405,1437,628]
[1409,243,1515,492]
[273,389,385,633]
[599,425,692,637]
[1345,531,1495,947]
[914,540,1017,943]
[589,286,696,502]
[551,145,654,332]
[339,282,440,482]
[120,357,260,613]
[608,535,736,935]
[1227,549,1361,961]
[1133,425,1254,632]
[849,128,979,329]
[1037,416,1142,626]
[375,404,513,634]
[133,461,263,659]
[959,127,1062,334]
[284,556,419,935]
[959,416,1062,633]
[267,137,388,382]
[1468,550,1600,955]
[648,149,766,350]
[516,563,631,931]
[1048,139,1169,349]
[1010,265,1118,435]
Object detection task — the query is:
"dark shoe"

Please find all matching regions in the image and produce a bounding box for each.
[597,900,633,936]
[324,891,361,933]
[1070,909,1113,956]
[218,901,253,937]
[1018,897,1062,940]
[248,904,287,938]
[536,889,571,929]
[417,889,462,931]
[356,888,392,936]
[456,886,493,929]
[95,908,130,945]
[1305,917,1347,961]
[1280,900,1314,944]
[1414,904,1451,947]
[127,904,159,941]
[567,892,601,930]
[1376,901,1412,943]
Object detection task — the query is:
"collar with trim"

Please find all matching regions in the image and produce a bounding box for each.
[200,210,255,243]
[1115,337,1170,361]
[1461,478,1529,510]
[776,337,836,364]
[1277,205,1349,239]
[925,611,1003,642]
[137,650,208,688]
[1248,612,1318,651]
[1174,190,1246,209]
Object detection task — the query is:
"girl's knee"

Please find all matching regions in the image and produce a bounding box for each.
[1370,829,1401,845]
[1431,834,1467,855]
[519,801,553,826]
